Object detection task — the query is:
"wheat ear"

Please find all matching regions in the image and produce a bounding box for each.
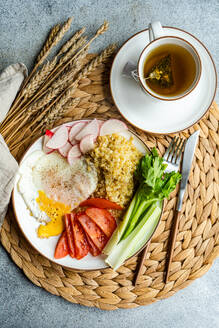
[5,18,72,120]
[37,24,60,63]
[57,27,86,56]
[10,43,115,149]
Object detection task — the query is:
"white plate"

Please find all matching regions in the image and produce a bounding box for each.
[12,120,152,270]
[110,27,217,134]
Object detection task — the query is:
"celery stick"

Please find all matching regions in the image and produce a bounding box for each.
[103,192,137,255]
[105,205,161,270]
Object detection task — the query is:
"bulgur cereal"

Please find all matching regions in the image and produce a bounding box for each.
[88,133,142,207]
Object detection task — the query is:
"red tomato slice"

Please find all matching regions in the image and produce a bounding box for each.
[85,208,117,238]
[80,198,123,210]
[84,231,101,256]
[64,213,75,258]
[77,213,108,251]
[71,213,89,260]
[54,231,69,259]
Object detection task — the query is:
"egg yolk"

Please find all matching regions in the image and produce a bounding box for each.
[36,190,71,238]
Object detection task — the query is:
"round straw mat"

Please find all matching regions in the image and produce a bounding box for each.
[0,55,218,310]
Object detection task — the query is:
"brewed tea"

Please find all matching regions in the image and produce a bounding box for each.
[143,43,197,97]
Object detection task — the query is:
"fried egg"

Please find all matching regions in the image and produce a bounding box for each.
[17,150,97,238]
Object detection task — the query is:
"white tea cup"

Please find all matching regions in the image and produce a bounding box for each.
[138,22,202,101]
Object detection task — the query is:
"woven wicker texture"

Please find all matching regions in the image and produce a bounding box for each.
[0,55,218,310]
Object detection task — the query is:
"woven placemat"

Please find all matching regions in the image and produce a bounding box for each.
[0,56,218,310]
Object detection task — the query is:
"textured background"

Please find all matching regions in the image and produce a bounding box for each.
[0,0,218,327]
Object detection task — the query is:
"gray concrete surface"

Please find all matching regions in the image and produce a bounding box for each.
[0,0,218,327]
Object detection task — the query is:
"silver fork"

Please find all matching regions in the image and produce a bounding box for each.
[134,136,186,285]
[163,136,186,173]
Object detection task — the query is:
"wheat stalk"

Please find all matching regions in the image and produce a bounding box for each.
[59,36,87,65]
[22,57,57,99]
[3,46,88,134]
[25,21,109,102]
[6,21,108,126]
[10,43,115,149]
[3,18,73,122]
[37,24,60,63]
[57,27,85,56]
[43,97,80,130]
[5,50,88,142]
[37,17,73,65]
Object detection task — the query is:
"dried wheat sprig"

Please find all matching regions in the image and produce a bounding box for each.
[76,43,116,80]
[3,45,89,131]
[43,97,80,130]
[5,85,62,143]
[9,96,80,149]
[37,17,73,65]
[24,21,109,102]
[59,36,87,65]
[37,24,60,63]
[4,52,87,141]
[10,43,115,148]
[6,21,107,125]
[4,18,72,120]
[22,57,57,99]
[57,27,86,56]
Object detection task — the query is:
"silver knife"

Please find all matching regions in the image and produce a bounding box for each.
[177,130,200,211]
[165,130,199,282]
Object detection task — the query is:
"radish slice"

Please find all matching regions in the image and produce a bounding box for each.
[45,129,54,138]
[58,141,72,157]
[75,119,99,141]
[67,145,81,165]
[69,138,77,146]
[80,134,96,154]
[97,120,104,129]
[46,126,68,149]
[99,119,128,136]
[69,122,87,144]
[43,135,54,154]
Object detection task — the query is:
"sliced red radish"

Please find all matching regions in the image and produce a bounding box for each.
[46,125,68,149]
[75,119,99,141]
[58,141,72,157]
[99,119,128,136]
[69,138,77,146]
[97,120,104,129]
[80,134,96,154]
[45,129,54,138]
[43,134,54,154]
[67,145,81,165]
[69,122,87,144]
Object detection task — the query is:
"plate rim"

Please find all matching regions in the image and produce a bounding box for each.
[110,26,217,135]
[12,119,163,271]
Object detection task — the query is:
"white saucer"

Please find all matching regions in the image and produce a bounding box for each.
[110,27,217,134]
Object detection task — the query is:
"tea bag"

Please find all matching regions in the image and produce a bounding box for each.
[146,54,173,88]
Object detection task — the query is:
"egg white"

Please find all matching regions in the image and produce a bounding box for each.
[17,150,50,223]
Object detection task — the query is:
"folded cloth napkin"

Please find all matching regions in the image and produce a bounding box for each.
[0,63,27,228]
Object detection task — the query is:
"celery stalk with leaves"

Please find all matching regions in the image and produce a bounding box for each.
[104,148,181,270]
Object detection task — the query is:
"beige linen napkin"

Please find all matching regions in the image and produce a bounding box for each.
[0,63,27,228]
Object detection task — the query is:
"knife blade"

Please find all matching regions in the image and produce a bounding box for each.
[177,130,200,211]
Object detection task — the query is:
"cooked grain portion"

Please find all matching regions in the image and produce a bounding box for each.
[89,134,142,207]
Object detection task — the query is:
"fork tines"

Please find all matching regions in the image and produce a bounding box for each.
[163,137,186,164]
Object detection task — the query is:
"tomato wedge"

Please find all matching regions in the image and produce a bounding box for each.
[71,213,89,260]
[54,231,69,259]
[64,213,75,258]
[80,198,123,210]
[77,213,108,251]
[85,208,117,238]
[84,231,101,256]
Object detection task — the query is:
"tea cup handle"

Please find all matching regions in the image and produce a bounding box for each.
[149,21,164,42]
